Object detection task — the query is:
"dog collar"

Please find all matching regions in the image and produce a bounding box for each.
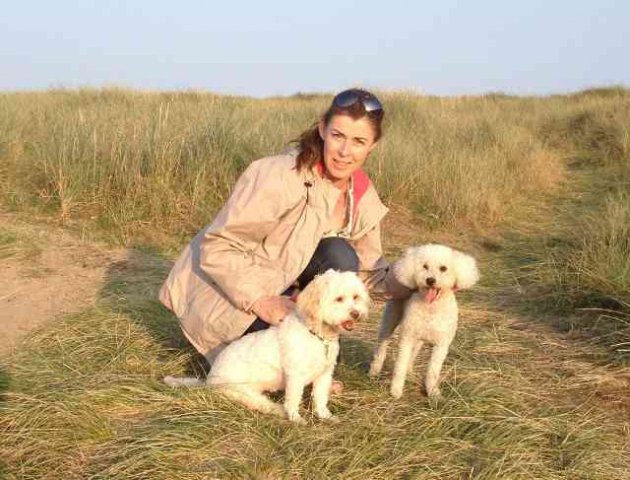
[307,328,332,343]
[307,329,336,357]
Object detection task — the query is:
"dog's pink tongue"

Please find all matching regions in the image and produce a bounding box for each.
[425,288,440,303]
[341,320,355,331]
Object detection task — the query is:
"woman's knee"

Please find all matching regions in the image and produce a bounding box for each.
[297,237,359,288]
[316,237,359,272]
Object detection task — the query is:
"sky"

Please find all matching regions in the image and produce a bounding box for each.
[1,0,628,98]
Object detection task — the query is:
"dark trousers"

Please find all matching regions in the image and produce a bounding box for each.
[243,237,359,334]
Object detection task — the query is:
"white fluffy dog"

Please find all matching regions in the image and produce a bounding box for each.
[369,244,479,398]
[165,269,370,423]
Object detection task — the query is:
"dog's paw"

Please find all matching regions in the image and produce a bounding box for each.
[286,410,307,424]
[291,415,307,425]
[163,375,203,388]
[367,362,382,377]
[321,414,340,424]
[315,407,336,421]
[426,387,441,398]
[265,403,286,418]
[390,385,403,399]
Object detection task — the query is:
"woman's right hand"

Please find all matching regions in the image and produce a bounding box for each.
[251,296,296,326]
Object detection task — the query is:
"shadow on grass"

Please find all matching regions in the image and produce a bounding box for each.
[99,247,209,377]
[339,335,375,374]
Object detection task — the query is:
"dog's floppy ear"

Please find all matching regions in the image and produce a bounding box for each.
[393,247,421,289]
[452,250,479,290]
[296,272,325,331]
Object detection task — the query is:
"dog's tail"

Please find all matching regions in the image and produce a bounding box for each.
[163,375,206,388]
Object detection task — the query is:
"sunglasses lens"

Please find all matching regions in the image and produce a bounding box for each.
[362,96,383,112]
[333,90,360,108]
[333,90,383,112]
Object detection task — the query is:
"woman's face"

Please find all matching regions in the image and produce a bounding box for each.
[319,114,378,189]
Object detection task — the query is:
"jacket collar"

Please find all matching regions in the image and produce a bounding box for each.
[314,161,371,213]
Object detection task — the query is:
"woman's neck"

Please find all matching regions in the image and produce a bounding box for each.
[322,170,350,191]
[332,179,350,191]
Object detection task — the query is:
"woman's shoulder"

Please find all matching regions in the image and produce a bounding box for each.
[354,170,386,209]
[248,150,298,173]
[352,170,388,236]
[237,151,307,197]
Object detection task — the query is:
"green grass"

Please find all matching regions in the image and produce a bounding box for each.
[1,86,629,478]
[2,299,628,479]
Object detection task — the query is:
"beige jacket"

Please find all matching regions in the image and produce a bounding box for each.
[159,152,400,358]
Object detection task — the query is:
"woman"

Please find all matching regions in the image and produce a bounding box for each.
[159,88,409,362]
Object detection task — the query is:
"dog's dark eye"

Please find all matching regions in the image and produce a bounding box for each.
[353,294,359,300]
[423,264,429,270]
[440,266,448,272]
[335,296,344,303]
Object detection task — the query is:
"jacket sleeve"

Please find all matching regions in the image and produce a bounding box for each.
[198,158,301,312]
[353,223,413,300]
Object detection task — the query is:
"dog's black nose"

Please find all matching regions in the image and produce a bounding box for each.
[426,277,436,287]
[350,310,361,320]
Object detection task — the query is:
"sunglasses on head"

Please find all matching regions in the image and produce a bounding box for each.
[332,89,383,113]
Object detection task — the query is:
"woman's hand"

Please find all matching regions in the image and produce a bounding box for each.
[251,296,296,326]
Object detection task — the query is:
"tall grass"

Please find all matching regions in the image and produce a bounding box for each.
[377,93,566,225]
[565,191,630,306]
[0,89,310,245]
[3,89,629,241]
[543,189,630,354]
[533,94,630,351]
[1,88,571,243]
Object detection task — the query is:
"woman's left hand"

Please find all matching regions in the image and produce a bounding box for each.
[251,296,297,326]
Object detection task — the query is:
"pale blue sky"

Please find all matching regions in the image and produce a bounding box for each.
[1,0,628,97]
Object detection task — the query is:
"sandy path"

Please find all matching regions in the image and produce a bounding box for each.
[0,215,125,356]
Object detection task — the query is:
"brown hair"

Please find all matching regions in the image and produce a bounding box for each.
[293,89,384,172]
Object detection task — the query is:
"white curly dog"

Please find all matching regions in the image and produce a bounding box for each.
[369,244,479,398]
[165,269,370,423]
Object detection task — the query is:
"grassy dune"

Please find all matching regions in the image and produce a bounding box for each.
[1,86,628,325]
[1,87,629,478]
[0,88,574,237]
